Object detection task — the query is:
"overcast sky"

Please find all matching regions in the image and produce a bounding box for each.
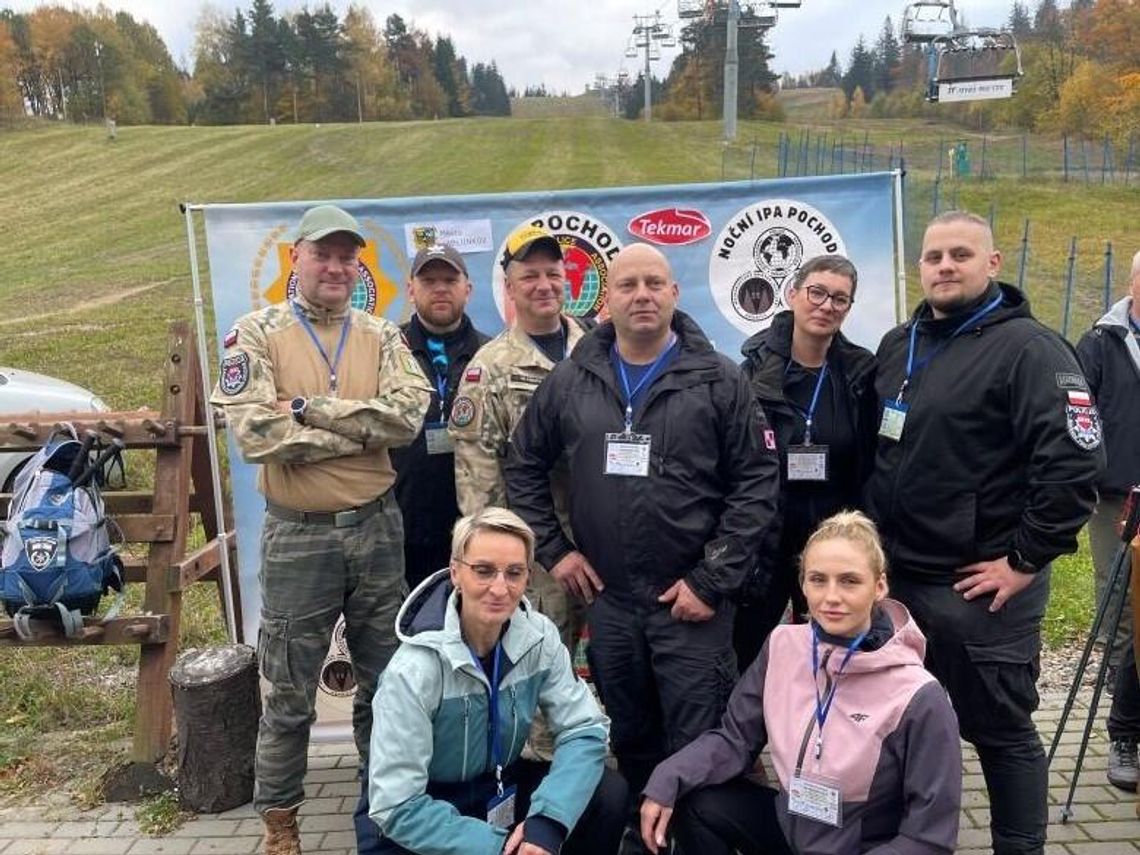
[6,0,1019,92]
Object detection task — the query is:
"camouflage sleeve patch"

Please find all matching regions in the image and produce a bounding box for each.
[219,353,250,395]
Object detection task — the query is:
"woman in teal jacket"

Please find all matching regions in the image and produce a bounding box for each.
[367,507,626,855]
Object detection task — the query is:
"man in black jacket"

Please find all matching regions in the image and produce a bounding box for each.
[391,243,490,588]
[1076,248,1140,792]
[865,211,1104,855]
[504,243,779,800]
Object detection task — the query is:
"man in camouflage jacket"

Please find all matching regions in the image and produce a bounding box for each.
[211,205,431,855]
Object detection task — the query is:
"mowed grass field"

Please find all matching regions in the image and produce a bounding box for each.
[0,114,1130,803]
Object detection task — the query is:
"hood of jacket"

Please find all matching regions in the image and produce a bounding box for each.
[1094,296,1140,375]
[396,568,545,671]
[815,598,926,677]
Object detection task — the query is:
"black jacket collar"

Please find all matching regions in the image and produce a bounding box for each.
[741,311,875,401]
[403,313,481,359]
[911,280,1028,335]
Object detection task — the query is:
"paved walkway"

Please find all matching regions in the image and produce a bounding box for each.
[0,691,1137,854]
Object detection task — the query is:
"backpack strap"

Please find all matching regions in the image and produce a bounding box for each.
[98,554,126,625]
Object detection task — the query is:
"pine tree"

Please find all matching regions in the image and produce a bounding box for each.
[1008,2,1033,36]
[873,16,901,94]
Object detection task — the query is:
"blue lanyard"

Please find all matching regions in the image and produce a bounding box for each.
[810,624,866,761]
[785,361,829,445]
[1129,314,1140,336]
[897,294,1002,403]
[291,301,352,395]
[467,641,505,792]
[425,338,449,404]
[614,335,677,431]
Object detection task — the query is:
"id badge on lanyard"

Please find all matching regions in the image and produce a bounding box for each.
[787,362,830,477]
[604,432,651,477]
[878,400,908,442]
[788,772,844,827]
[424,422,454,455]
[786,444,829,481]
[486,785,517,829]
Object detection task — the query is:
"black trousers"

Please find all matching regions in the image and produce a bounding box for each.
[587,588,737,798]
[403,540,450,591]
[1108,641,1140,741]
[364,761,627,855]
[673,778,792,855]
[733,569,808,672]
[892,570,1050,855]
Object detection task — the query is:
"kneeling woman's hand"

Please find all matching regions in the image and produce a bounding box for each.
[502,822,552,855]
[640,797,674,854]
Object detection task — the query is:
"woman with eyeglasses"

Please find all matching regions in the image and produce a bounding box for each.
[735,255,879,668]
[364,507,627,855]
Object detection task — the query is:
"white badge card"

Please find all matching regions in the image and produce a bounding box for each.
[424,422,454,456]
[604,432,651,477]
[787,444,829,482]
[788,772,843,828]
[878,401,909,442]
[486,785,517,829]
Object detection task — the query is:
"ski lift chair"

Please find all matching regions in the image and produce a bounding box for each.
[928,29,1024,102]
[902,1,958,44]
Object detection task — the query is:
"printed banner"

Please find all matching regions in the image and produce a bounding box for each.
[199,172,903,737]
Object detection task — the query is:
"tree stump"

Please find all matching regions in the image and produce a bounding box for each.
[170,644,260,813]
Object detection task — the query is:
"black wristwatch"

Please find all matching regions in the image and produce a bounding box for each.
[1007,548,1039,574]
[290,397,308,425]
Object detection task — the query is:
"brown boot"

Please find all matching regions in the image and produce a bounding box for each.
[262,807,301,855]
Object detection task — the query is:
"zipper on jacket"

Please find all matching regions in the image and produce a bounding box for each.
[796,648,833,773]
[509,686,519,761]
[461,695,470,779]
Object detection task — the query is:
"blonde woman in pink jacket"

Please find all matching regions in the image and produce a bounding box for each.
[641,511,962,855]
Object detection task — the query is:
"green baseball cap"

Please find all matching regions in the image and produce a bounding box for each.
[296,205,365,246]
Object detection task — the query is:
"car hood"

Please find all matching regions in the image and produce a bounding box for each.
[0,367,108,415]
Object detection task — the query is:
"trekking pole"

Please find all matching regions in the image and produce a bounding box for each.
[66,430,99,483]
[73,439,126,489]
[1048,486,1140,822]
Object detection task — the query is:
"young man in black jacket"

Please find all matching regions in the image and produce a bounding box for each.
[865,211,1105,855]
[504,243,780,801]
[1077,248,1140,792]
[391,243,490,588]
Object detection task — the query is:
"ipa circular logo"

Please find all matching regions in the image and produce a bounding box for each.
[709,199,846,333]
[492,211,623,323]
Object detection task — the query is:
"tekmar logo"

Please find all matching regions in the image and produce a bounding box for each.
[628,207,712,247]
[249,221,403,315]
[493,211,624,323]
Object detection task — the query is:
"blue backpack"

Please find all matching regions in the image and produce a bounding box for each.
[1,427,124,639]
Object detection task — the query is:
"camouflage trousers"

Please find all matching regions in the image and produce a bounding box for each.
[522,565,587,761]
[253,492,405,814]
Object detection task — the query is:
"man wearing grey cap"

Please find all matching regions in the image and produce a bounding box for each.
[211,204,432,855]
[391,243,490,588]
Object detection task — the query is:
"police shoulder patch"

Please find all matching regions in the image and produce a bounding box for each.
[1065,402,1102,451]
[220,352,250,395]
[451,396,476,428]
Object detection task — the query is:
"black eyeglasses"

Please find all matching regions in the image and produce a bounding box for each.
[454,558,529,587]
[803,284,853,312]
